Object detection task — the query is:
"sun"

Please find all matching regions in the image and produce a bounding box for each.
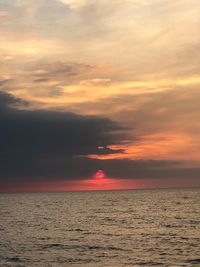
[90,169,110,186]
[95,169,106,179]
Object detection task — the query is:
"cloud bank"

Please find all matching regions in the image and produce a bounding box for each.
[0,92,200,191]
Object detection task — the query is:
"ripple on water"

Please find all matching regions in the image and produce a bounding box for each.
[0,188,199,267]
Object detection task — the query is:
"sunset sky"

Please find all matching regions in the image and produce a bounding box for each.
[1,0,200,192]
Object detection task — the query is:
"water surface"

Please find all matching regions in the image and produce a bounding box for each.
[0,188,200,266]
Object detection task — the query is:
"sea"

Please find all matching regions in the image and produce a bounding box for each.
[0,188,199,267]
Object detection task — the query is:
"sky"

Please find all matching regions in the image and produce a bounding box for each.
[0,0,200,192]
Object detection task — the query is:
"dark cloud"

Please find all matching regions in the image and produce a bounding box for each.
[0,91,124,181]
[0,90,26,108]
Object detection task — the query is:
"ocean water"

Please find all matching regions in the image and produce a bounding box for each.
[0,188,199,267]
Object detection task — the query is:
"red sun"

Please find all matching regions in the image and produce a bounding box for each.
[95,169,106,179]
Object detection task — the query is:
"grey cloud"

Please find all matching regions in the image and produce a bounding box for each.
[0,91,125,181]
[32,62,97,83]
[0,90,26,108]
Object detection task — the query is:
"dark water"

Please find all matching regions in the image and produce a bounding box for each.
[0,188,200,267]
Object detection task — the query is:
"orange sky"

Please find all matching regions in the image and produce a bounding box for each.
[0,0,200,192]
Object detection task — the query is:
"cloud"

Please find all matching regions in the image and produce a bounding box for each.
[64,86,200,161]
[1,91,200,192]
[2,0,200,82]
[59,0,153,9]
[1,0,200,190]
[77,85,200,134]
[0,90,26,108]
[0,91,126,180]
[0,10,8,21]
[0,91,199,182]
[32,62,104,84]
[59,0,85,9]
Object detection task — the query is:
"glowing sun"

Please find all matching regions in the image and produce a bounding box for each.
[95,169,106,179]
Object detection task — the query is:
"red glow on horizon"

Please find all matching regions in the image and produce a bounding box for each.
[1,177,198,193]
[1,170,199,193]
